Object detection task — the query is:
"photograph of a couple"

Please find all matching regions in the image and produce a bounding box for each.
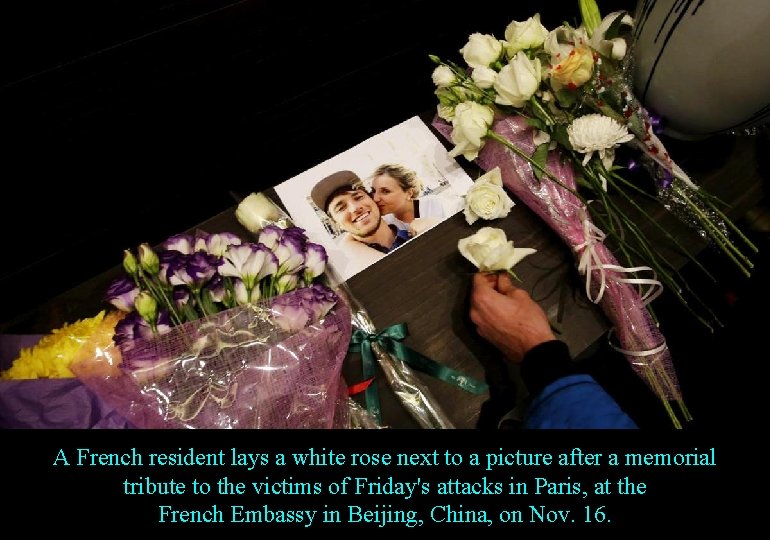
[275,117,474,279]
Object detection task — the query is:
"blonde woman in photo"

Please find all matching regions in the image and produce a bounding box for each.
[370,164,450,237]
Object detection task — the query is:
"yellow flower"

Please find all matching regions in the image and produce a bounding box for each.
[550,46,594,90]
[1,311,107,380]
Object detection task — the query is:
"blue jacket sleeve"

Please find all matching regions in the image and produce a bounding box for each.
[520,341,637,429]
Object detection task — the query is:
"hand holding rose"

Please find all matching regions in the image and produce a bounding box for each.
[469,272,555,363]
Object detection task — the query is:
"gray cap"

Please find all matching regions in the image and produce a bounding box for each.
[310,170,363,212]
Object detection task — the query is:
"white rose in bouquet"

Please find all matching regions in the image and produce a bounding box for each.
[431,65,456,88]
[494,52,541,108]
[448,101,495,161]
[463,167,515,225]
[460,33,504,69]
[504,14,548,57]
[471,66,498,90]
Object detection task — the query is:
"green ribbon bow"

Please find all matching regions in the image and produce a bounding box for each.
[348,323,488,424]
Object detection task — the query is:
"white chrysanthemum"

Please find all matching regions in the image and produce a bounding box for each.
[567,114,634,169]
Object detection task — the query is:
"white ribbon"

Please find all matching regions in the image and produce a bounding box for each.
[607,328,668,366]
[573,205,663,306]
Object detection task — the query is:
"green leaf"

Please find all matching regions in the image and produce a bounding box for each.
[182,303,199,323]
[526,117,547,131]
[531,143,550,181]
[579,0,602,37]
[555,89,577,108]
[200,289,220,316]
[552,124,574,151]
[604,11,628,40]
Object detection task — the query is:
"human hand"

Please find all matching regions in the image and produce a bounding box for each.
[469,272,555,363]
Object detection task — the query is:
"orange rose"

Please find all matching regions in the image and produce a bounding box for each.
[550,46,594,90]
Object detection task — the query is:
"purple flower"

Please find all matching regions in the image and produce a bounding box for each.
[258,225,284,250]
[203,232,242,257]
[219,243,278,289]
[173,288,190,308]
[158,250,182,285]
[303,243,327,282]
[205,274,226,303]
[162,234,195,254]
[275,234,306,275]
[105,276,140,312]
[271,284,338,332]
[167,252,220,290]
[114,310,171,347]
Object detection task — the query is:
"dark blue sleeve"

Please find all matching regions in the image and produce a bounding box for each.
[523,374,638,429]
[520,340,637,429]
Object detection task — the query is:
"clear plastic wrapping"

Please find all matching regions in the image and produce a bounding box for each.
[75,285,352,429]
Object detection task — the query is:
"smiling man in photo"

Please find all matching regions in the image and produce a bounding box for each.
[311,171,412,262]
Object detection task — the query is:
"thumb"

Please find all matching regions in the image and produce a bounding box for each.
[496,271,518,295]
[473,272,497,290]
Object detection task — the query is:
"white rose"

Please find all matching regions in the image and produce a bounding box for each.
[494,52,541,108]
[471,66,497,89]
[458,227,537,272]
[236,192,284,233]
[448,101,495,161]
[431,65,456,88]
[460,33,504,69]
[504,14,548,57]
[463,167,515,224]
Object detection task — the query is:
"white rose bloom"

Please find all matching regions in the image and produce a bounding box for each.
[504,13,549,57]
[494,52,541,108]
[448,101,495,161]
[471,66,497,89]
[567,113,635,169]
[463,167,515,225]
[431,65,456,88]
[236,192,284,233]
[460,33,504,69]
[458,227,536,272]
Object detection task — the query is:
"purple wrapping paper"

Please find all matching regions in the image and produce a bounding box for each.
[0,334,132,429]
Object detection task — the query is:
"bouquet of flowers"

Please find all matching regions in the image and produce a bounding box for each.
[76,214,353,429]
[429,0,757,426]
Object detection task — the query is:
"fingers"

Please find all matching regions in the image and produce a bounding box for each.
[496,272,518,295]
[472,272,497,290]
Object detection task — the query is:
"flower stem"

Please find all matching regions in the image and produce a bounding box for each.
[139,273,183,326]
[486,130,584,200]
[675,186,753,277]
